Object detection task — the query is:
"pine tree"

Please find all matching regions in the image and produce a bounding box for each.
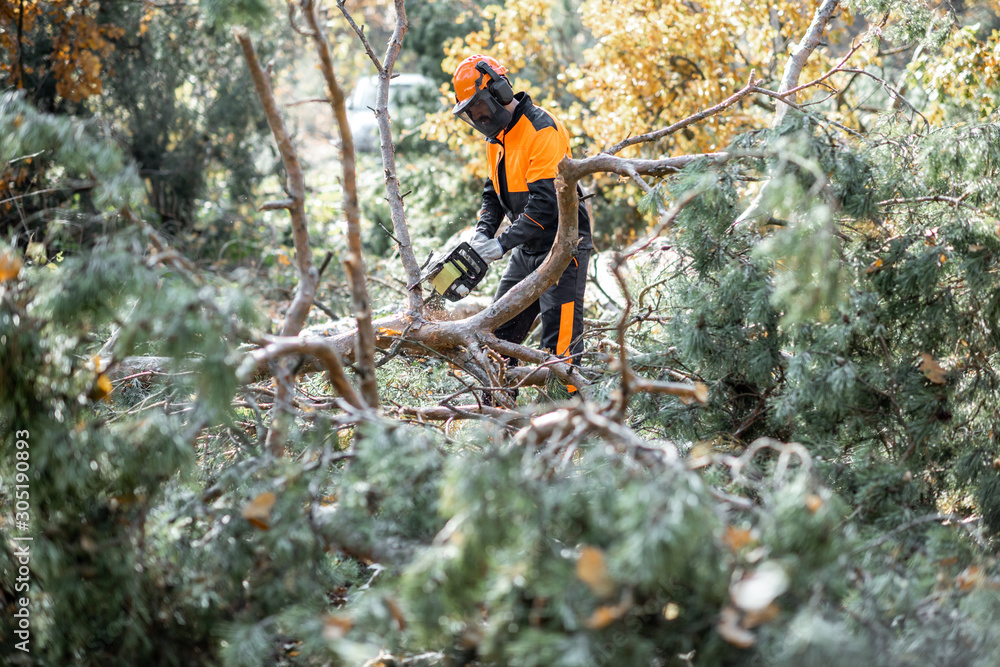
[4,1,1000,666]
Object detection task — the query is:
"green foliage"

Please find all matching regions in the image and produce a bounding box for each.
[847,0,940,44]
[97,4,280,232]
[400,443,728,665]
[1,90,144,213]
[199,0,273,29]
[403,1,493,85]
[1,240,251,663]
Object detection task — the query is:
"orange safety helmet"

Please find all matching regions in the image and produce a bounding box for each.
[453,55,510,104]
[452,55,515,139]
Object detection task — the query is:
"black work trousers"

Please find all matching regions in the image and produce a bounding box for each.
[493,247,590,359]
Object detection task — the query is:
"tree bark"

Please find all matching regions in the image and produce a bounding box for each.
[733,0,841,228]
[235,30,317,339]
[301,1,379,409]
[375,1,425,316]
[236,28,320,454]
[772,0,842,128]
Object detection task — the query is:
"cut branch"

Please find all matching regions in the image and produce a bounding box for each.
[236,27,320,454]
[249,336,365,411]
[301,0,379,408]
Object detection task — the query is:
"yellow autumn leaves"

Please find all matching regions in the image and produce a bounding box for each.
[435,0,856,161]
[908,24,1000,123]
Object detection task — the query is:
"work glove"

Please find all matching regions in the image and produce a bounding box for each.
[471,235,504,263]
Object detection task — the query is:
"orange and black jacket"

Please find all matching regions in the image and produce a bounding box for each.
[475,93,592,255]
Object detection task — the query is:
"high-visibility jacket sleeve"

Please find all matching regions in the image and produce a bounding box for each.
[475,177,505,239]
[497,128,563,252]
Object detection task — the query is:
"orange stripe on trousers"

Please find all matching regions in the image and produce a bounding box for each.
[557,301,574,356]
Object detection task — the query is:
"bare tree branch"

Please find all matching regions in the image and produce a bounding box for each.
[629,376,709,403]
[393,404,528,425]
[236,27,320,454]
[606,71,762,156]
[772,0,841,128]
[300,0,379,408]
[733,0,842,229]
[336,0,383,71]
[610,255,633,417]
[372,1,425,316]
[235,30,316,338]
[622,185,707,259]
[250,336,365,411]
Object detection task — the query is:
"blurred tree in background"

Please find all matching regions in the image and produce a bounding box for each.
[0,0,287,247]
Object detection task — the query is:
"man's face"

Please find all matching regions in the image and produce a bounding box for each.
[468,99,494,126]
[453,88,512,139]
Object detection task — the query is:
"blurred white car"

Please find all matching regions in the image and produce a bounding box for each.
[346,73,437,152]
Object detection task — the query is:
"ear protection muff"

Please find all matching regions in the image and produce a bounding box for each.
[475,61,514,105]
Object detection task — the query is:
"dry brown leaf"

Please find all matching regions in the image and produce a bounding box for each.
[687,442,714,469]
[0,250,23,282]
[26,242,46,264]
[919,353,948,384]
[722,525,754,551]
[586,604,625,629]
[95,374,113,400]
[88,354,110,374]
[742,602,780,628]
[80,535,99,554]
[717,606,756,648]
[576,546,614,597]
[322,614,353,640]
[805,494,823,513]
[242,491,277,530]
[362,654,397,667]
[585,594,633,630]
[956,565,984,591]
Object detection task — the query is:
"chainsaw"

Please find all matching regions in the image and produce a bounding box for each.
[419,240,490,301]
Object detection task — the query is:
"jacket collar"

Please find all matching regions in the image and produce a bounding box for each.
[488,92,532,144]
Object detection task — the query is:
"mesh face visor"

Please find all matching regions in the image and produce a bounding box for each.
[452,88,512,139]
